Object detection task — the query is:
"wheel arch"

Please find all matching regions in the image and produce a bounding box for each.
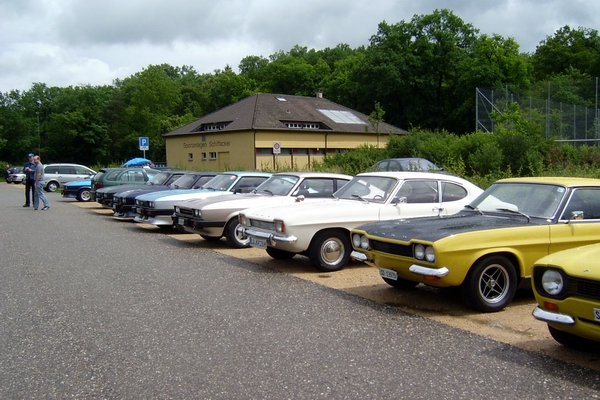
[470,251,523,284]
[308,227,351,249]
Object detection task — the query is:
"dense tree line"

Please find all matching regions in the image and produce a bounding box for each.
[1,9,600,169]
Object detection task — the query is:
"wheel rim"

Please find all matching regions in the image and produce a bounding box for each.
[48,182,58,192]
[80,190,91,201]
[320,237,345,266]
[233,223,249,246]
[478,263,510,304]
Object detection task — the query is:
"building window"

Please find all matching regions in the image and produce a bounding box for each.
[256,148,272,155]
[209,152,217,160]
[202,153,207,160]
[188,153,194,161]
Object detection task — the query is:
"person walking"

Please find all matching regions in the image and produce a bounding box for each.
[23,153,36,207]
[33,155,50,211]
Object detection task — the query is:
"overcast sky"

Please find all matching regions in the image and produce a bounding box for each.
[1,0,598,93]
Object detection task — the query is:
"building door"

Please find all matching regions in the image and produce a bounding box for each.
[218,152,230,170]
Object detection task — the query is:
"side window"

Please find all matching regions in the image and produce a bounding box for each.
[293,178,336,198]
[45,166,58,174]
[194,176,214,189]
[58,166,75,174]
[75,166,91,174]
[402,180,439,203]
[232,177,269,193]
[388,161,401,171]
[105,170,121,180]
[375,161,388,171]
[561,188,600,220]
[441,182,468,202]
[119,171,144,182]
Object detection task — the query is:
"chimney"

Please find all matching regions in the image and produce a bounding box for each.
[316,90,323,99]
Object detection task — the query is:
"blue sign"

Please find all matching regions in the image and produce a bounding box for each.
[139,137,149,150]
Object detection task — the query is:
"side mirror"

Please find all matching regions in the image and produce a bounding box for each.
[570,210,584,221]
[392,196,407,205]
[295,195,305,202]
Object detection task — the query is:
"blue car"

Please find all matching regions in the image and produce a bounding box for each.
[62,178,93,202]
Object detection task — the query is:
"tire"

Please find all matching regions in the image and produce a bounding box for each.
[45,181,59,192]
[546,325,600,350]
[200,235,221,242]
[460,255,517,312]
[76,188,92,202]
[266,246,295,260]
[382,277,419,289]
[308,230,351,272]
[225,218,250,248]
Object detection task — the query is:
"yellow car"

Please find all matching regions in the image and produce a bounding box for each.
[532,244,600,348]
[350,177,600,312]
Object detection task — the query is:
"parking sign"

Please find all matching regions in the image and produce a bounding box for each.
[139,137,149,151]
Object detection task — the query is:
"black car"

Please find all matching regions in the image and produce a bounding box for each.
[112,172,217,218]
[95,170,187,208]
[367,158,442,172]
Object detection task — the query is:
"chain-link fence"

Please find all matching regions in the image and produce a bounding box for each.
[476,87,600,145]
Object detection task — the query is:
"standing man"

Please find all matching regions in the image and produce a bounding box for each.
[33,155,50,211]
[23,153,36,207]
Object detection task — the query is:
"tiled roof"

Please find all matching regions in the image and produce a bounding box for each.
[163,93,408,137]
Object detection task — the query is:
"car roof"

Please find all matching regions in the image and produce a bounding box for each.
[271,172,352,179]
[356,171,456,180]
[496,177,600,187]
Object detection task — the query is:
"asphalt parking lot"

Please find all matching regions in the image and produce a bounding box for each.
[75,192,600,372]
[2,183,600,398]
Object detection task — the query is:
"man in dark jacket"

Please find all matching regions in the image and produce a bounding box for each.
[23,153,36,207]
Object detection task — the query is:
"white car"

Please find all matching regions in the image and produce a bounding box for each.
[173,172,352,247]
[239,171,483,272]
[134,172,272,229]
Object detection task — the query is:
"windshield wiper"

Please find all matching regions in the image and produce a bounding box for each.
[464,204,483,215]
[496,208,530,222]
[262,189,274,195]
[351,194,369,203]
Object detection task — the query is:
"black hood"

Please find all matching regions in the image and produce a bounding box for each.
[356,211,549,242]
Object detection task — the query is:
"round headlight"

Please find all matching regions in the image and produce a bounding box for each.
[149,201,154,208]
[352,234,362,248]
[414,244,425,260]
[174,206,180,214]
[360,236,369,249]
[424,246,436,263]
[193,209,201,218]
[541,269,564,295]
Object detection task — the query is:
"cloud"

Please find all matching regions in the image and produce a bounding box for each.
[1,0,599,92]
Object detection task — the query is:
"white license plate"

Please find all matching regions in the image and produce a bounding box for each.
[178,218,185,226]
[379,268,398,280]
[594,308,600,322]
[249,237,267,249]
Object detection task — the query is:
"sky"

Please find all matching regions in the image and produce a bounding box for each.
[1,0,598,93]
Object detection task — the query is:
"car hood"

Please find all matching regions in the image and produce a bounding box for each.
[136,188,227,201]
[64,179,91,187]
[116,186,172,198]
[355,211,548,242]
[100,183,168,194]
[535,244,600,280]
[151,191,234,205]
[178,193,291,210]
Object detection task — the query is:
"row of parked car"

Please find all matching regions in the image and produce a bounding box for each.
[5,163,96,193]
[61,162,600,350]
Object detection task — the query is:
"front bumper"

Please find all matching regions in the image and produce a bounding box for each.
[240,227,297,246]
[532,306,576,325]
[134,208,173,225]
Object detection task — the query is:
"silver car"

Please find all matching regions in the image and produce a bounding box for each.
[43,163,96,192]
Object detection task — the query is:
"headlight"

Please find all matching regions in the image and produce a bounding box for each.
[351,234,369,249]
[541,269,564,295]
[414,244,435,262]
[174,206,180,214]
[149,201,154,208]
[193,209,201,218]
[274,219,285,233]
[424,246,435,263]
[414,244,425,260]
[239,214,248,226]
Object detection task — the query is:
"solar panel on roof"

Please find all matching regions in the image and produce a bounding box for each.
[318,109,366,124]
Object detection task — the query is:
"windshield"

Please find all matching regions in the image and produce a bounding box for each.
[469,182,565,218]
[202,174,239,191]
[333,176,398,203]
[255,175,299,195]
[170,174,198,189]
[148,172,171,185]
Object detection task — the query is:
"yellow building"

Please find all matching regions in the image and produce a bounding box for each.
[164,93,408,171]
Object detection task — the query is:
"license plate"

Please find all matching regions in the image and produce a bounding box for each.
[379,268,398,280]
[178,217,185,226]
[594,308,600,322]
[249,237,267,249]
